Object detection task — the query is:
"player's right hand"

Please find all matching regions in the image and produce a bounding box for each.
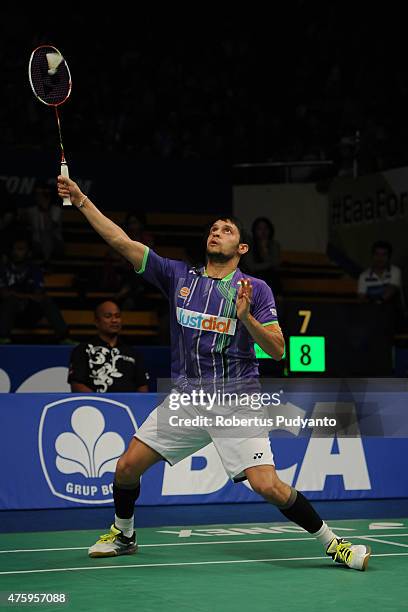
[57,175,83,207]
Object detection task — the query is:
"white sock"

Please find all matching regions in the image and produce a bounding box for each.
[114,514,134,538]
[314,522,337,548]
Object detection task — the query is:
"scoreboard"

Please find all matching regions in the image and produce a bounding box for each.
[288,335,325,372]
[256,300,394,377]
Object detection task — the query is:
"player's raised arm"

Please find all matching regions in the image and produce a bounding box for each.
[57,175,146,270]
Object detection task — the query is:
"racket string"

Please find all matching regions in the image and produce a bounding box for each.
[29,45,71,107]
[29,45,71,165]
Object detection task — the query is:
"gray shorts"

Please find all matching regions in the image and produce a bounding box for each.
[135,394,274,481]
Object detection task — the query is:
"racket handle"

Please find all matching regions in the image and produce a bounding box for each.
[60,161,72,207]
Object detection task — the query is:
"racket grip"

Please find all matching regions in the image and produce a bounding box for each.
[60,162,72,207]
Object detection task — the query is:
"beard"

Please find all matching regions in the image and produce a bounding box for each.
[206,249,234,264]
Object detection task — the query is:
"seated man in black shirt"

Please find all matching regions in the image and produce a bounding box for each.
[68,300,149,393]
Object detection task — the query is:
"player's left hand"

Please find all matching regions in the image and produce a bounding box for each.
[236,279,253,322]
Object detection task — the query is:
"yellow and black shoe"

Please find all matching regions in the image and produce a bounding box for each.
[88,524,137,558]
[326,537,371,571]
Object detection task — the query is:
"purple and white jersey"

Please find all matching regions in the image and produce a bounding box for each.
[137,248,279,391]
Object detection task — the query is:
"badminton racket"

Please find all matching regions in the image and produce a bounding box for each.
[28,44,72,206]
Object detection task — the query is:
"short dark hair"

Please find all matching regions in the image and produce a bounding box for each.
[204,216,252,248]
[372,241,392,257]
[94,299,121,318]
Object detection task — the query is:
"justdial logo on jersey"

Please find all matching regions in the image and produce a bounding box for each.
[176,307,237,335]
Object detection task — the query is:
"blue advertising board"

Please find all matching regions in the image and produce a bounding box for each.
[0,389,407,510]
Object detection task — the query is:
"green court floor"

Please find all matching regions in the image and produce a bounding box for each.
[0,518,407,611]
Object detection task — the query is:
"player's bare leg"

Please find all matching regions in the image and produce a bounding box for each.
[245,465,371,571]
[88,438,162,557]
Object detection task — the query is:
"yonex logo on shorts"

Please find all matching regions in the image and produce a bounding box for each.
[176,307,236,335]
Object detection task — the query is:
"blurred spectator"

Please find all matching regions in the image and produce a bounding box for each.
[358,241,402,306]
[68,300,149,392]
[0,183,23,259]
[0,202,18,260]
[123,212,155,247]
[246,217,282,294]
[99,247,145,309]
[88,215,153,308]
[0,238,70,343]
[25,181,64,263]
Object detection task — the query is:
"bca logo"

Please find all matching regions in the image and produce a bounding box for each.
[38,396,137,504]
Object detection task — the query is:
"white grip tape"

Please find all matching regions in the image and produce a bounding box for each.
[60,162,72,207]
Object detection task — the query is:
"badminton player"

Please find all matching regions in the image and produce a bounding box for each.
[57,175,371,571]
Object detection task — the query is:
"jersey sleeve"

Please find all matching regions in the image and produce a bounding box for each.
[67,344,91,387]
[251,280,278,326]
[134,247,187,297]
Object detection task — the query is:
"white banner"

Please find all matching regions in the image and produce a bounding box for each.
[329,167,408,269]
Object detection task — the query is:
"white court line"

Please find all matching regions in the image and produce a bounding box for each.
[362,537,408,548]
[0,533,407,555]
[0,538,314,554]
[0,552,407,576]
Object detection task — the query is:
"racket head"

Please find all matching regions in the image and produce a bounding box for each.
[29,44,72,107]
